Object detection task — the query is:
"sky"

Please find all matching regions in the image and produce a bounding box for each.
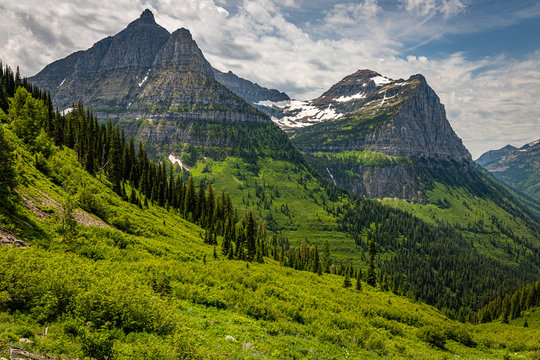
[0,0,539,158]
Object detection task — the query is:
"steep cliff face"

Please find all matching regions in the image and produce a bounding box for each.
[213,68,289,104]
[362,75,471,161]
[476,139,540,202]
[288,71,473,201]
[29,10,271,156]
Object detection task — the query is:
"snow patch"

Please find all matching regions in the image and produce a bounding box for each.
[335,92,366,102]
[371,75,392,86]
[61,107,73,115]
[271,101,342,129]
[168,154,190,171]
[255,100,291,108]
[58,77,66,87]
[326,167,337,186]
[138,68,151,87]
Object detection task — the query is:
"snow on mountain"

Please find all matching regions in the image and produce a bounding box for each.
[268,70,416,131]
[266,100,343,130]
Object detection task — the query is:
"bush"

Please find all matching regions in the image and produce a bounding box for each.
[80,327,115,359]
[418,325,447,349]
[446,326,476,347]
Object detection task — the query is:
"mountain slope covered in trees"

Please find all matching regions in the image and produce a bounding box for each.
[1,64,540,360]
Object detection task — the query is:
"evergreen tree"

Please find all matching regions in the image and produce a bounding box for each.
[321,240,330,273]
[245,211,256,261]
[356,271,362,291]
[343,273,352,288]
[367,236,377,287]
[0,126,17,197]
[107,124,123,194]
[184,175,196,220]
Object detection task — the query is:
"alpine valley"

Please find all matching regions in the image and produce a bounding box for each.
[0,9,539,360]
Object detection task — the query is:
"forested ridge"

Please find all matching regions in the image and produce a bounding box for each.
[474,281,540,324]
[1,62,382,286]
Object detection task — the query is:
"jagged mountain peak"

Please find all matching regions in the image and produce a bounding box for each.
[139,9,155,22]
[313,69,392,106]
[125,9,163,31]
[29,10,269,129]
[171,27,194,40]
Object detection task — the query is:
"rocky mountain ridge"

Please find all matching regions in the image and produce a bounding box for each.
[290,71,471,161]
[476,139,540,202]
[213,68,290,104]
[287,69,473,200]
[29,9,270,157]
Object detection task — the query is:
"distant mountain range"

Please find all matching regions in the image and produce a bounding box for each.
[477,139,540,202]
[29,8,534,209]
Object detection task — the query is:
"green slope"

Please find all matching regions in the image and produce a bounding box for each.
[1,123,540,360]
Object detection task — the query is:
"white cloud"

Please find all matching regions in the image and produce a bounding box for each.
[0,0,538,157]
[400,0,465,18]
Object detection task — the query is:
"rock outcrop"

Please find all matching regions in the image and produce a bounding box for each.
[213,68,289,104]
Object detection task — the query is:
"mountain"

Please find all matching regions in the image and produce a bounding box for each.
[212,68,289,104]
[476,139,540,202]
[270,70,471,201]
[30,9,270,157]
[212,68,291,118]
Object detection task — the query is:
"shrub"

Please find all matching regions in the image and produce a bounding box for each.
[80,327,115,359]
[418,325,447,349]
[446,326,476,347]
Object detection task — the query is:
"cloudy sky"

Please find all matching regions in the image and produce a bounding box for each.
[1,0,539,158]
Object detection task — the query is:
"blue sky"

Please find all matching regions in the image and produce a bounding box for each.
[0,0,539,157]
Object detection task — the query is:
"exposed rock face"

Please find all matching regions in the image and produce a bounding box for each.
[312,69,380,107]
[362,75,471,161]
[31,10,171,112]
[476,144,517,166]
[29,9,270,154]
[476,139,540,202]
[289,70,473,201]
[213,68,289,104]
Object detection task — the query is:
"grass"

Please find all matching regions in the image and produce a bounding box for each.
[1,128,539,358]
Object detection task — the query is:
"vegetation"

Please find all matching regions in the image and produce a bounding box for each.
[1,63,539,359]
[474,281,540,324]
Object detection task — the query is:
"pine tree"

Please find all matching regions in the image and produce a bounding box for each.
[184,175,196,219]
[321,240,330,273]
[356,271,362,291]
[0,125,17,197]
[245,211,256,262]
[367,236,377,287]
[343,273,352,288]
[107,125,123,194]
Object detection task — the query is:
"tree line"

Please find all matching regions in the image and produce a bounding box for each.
[474,281,540,324]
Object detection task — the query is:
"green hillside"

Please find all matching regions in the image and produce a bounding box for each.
[1,85,540,360]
